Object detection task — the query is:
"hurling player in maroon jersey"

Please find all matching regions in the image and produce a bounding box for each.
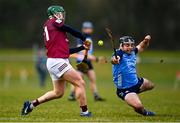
[21,5,92,117]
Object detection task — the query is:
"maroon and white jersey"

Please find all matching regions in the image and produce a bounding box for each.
[43,18,69,58]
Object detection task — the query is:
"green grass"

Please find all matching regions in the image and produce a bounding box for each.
[0,49,180,122]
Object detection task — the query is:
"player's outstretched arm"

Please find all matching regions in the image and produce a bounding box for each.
[136,35,151,52]
[69,46,85,54]
[60,24,86,41]
[69,42,90,54]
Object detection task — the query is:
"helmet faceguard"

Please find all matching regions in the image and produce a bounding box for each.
[47,5,65,19]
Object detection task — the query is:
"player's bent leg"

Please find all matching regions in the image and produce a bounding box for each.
[21,80,65,116]
[68,71,83,101]
[63,68,86,105]
[124,93,155,116]
[37,79,66,103]
[140,78,155,92]
[125,93,144,112]
[62,68,92,117]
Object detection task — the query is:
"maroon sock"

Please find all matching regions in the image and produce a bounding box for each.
[32,99,40,107]
[80,105,88,112]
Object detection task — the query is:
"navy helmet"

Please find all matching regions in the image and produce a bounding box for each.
[119,36,135,44]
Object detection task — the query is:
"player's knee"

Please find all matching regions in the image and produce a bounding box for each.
[76,78,85,88]
[74,87,85,99]
[54,91,64,98]
[149,82,155,90]
[80,79,86,87]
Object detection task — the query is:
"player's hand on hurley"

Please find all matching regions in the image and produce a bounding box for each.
[111,56,120,64]
[83,44,90,50]
[83,40,91,50]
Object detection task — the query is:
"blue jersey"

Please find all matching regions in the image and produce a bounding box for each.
[76,35,93,62]
[112,48,138,89]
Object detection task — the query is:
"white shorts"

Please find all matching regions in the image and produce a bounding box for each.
[46,58,72,81]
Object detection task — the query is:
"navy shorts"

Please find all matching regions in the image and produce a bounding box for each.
[116,77,144,100]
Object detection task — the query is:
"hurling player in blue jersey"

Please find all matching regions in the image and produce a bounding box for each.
[68,21,105,101]
[111,35,155,116]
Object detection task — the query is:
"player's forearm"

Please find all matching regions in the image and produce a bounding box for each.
[139,39,149,49]
[138,35,151,51]
[69,46,85,54]
[60,25,86,41]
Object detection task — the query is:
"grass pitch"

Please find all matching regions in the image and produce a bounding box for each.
[0,49,180,122]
